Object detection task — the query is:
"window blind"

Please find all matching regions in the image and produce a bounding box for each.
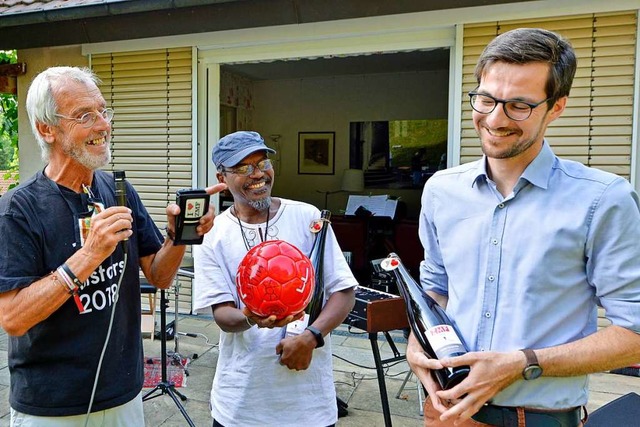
[461,12,636,178]
[92,47,195,314]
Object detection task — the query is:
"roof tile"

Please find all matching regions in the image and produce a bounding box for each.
[0,0,109,16]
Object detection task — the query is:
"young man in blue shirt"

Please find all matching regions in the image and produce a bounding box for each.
[408,28,640,427]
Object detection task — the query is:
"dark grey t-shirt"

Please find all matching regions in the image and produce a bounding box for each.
[0,169,163,416]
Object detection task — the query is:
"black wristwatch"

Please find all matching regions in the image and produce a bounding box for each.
[305,326,325,348]
[521,349,543,380]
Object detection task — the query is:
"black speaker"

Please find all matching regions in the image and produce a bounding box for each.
[154,320,175,341]
[585,392,640,426]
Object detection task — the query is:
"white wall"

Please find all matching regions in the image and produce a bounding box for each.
[250,69,449,217]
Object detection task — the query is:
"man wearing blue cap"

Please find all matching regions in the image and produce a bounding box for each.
[193,131,357,427]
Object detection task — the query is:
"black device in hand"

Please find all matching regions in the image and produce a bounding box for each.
[114,170,129,254]
[174,188,210,245]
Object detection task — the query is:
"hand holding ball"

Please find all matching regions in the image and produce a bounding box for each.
[236,240,315,320]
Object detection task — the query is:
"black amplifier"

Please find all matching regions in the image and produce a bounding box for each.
[345,286,408,333]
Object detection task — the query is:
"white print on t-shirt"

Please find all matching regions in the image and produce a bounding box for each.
[76,260,126,315]
[78,283,120,315]
[85,260,125,286]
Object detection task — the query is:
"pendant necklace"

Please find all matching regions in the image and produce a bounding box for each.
[233,206,270,251]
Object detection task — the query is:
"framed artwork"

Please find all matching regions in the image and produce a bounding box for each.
[298,131,335,175]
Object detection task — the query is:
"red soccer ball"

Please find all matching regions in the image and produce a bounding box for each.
[236,240,315,319]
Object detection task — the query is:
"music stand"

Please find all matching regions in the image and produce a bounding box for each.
[142,289,196,427]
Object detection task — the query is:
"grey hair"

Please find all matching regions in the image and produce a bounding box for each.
[474,28,577,106]
[25,66,101,161]
[248,197,272,212]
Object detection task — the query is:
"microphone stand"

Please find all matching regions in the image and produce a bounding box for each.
[169,269,197,374]
[142,289,195,427]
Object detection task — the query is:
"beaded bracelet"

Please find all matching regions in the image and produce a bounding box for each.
[51,272,74,294]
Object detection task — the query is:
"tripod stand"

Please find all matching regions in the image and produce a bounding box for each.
[168,267,197,375]
[142,289,195,427]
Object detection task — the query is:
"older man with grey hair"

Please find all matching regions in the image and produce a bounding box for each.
[0,66,224,426]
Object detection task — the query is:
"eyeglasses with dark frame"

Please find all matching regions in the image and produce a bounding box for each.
[468,92,552,121]
[55,108,115,128]
[221,158,273,176]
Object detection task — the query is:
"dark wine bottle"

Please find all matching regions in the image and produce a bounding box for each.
[305,209,331,323]
[382,253,470,390]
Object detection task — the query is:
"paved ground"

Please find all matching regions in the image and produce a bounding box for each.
[0,315,639,426]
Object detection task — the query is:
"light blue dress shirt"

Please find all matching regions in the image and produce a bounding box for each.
[419,141,640,409]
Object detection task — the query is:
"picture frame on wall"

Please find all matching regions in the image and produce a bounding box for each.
[298,131,335,175]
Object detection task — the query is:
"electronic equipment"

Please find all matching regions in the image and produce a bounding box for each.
[174,188,210,245]
[345,286,408,333]
[114,170,128,253]
[344,285,408,427]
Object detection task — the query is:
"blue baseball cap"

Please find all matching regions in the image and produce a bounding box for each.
[212,131,276,169]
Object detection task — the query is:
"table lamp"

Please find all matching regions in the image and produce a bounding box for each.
[341,169,365,192]
[318,169,365,209]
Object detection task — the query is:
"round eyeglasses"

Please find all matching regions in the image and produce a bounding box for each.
[55,108,115,128]
[468,92,551,121]
[222,158,272,176]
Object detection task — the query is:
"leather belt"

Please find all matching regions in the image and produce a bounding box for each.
[472,404,581,427]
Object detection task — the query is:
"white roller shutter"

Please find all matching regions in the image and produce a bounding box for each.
[461,12,636,179]
[92,47,195,314]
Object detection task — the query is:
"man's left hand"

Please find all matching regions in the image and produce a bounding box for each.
[433,350,524,424]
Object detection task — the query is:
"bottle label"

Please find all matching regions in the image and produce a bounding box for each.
[284,312,310,337]
[427,324,465,359]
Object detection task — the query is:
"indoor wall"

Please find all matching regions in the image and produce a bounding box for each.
[250,69,449,218]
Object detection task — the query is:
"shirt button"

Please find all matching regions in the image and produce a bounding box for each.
[485,312,491,318]
[488,275,495,281]
[491,238,498,245]
[498,203,505,209]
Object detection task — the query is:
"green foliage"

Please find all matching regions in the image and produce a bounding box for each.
[389,119,448,169]
[0,50,19,189]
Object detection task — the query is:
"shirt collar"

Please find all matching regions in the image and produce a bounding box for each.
[471,158,488,188]
[519,140,554,190]
[470,140,555,190]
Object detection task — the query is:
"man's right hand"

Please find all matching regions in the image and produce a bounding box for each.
[0,207,133,337]
[406,332,450,414]
[242,307,304,329]
[82,206,133,260]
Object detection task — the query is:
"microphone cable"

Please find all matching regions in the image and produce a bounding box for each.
[83,252,128,427]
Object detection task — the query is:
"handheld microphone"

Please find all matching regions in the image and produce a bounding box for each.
[114,170,128,254]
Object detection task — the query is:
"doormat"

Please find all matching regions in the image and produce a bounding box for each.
[143,356,189,388]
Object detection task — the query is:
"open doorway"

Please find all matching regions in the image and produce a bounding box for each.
[214,48,451,218]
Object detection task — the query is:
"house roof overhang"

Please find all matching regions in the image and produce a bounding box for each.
[0,0,535,50]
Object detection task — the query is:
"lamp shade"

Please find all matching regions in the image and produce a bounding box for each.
[341,169,365,192]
